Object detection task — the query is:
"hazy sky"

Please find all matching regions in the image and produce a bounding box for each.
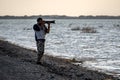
[0,0,120,16]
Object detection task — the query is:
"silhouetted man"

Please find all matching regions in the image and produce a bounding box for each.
[33,18,50,64]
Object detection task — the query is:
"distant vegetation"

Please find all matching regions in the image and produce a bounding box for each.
[81,27,97,33]
[71,27,97,33]
[0,15,120,19]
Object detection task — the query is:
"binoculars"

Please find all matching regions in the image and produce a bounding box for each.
[45,20,55,24]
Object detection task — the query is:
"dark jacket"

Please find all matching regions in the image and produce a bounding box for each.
[33,24,47,41]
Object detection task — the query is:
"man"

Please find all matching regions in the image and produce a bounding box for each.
[33,18,50,64]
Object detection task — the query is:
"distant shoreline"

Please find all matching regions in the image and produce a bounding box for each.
[0,15,120,19]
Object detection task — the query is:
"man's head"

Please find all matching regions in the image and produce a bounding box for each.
[37,17,45,25]
[37,17,42,22]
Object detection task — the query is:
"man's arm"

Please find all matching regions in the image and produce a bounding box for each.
[33,24,40,31]
[46,23,50,33]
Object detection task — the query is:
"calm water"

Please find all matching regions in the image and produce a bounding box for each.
[0,19,120,77]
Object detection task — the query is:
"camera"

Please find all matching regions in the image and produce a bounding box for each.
[45,20,55,24]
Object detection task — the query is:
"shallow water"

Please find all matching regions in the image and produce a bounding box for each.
[0,19,120,77]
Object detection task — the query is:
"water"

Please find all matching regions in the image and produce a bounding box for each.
[0,19,120,77]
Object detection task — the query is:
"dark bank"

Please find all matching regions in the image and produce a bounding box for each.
[0,40,119,80]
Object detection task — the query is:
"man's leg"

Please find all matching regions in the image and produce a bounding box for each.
[36,41,45,63]
[37,52,44,63]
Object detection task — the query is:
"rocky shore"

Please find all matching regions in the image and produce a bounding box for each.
[0,40,119,80]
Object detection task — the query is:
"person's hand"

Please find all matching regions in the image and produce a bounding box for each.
[47,22,50,26]
[40,20,45,26]
[42,21,45,25]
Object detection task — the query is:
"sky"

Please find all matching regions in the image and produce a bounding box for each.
[0,0,120,16]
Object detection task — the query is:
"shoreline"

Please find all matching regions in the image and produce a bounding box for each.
[0,40,119,80]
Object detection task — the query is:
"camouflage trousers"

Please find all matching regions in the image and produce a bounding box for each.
[36,40,45,57]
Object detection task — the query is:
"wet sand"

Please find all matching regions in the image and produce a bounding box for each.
[0,40,119,80]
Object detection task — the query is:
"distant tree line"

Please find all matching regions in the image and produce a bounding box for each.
[0,15,120,19]
[78,15,120,19]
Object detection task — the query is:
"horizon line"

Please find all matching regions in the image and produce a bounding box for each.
[0,14,120,17]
